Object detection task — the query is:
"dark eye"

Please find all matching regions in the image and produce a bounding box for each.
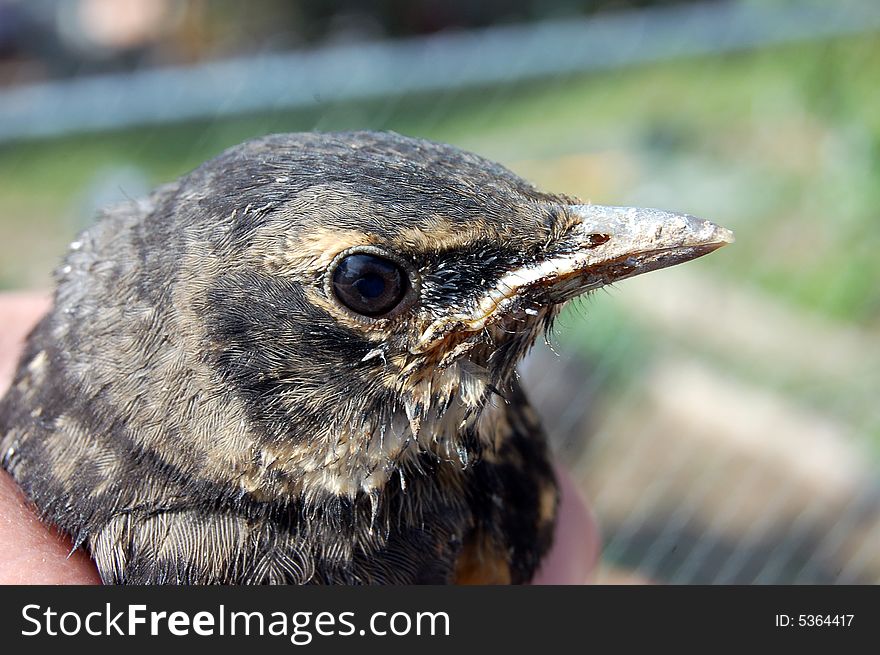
[331,253,409,317]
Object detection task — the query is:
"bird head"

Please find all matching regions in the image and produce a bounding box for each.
[159,131,732,499]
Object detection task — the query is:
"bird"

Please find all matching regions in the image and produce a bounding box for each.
[0,131,732,584]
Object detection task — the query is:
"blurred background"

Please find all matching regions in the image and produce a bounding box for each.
[1,0,878,583]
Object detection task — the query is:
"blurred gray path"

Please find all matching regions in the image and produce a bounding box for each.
[520,268,880,584]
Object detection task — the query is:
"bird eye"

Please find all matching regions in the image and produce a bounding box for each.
[331,253,409,317]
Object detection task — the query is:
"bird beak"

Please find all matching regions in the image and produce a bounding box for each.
[412,205,733,354]
[531,204,735,304]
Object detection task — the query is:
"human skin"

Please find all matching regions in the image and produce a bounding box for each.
[0,293,599,585]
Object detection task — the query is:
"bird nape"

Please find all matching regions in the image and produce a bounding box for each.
[0,131,732,584]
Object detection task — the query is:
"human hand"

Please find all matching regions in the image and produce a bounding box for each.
[0,293,102,584]
[0,293,598,584]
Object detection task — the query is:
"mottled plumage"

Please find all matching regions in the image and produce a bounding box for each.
[0,131,731,583]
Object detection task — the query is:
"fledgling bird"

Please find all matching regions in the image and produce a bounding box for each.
[0,132,732,584]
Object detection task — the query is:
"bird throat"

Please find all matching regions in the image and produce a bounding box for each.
[242,343,521,506]
[238,305,550,505]
[293,366,504,501]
